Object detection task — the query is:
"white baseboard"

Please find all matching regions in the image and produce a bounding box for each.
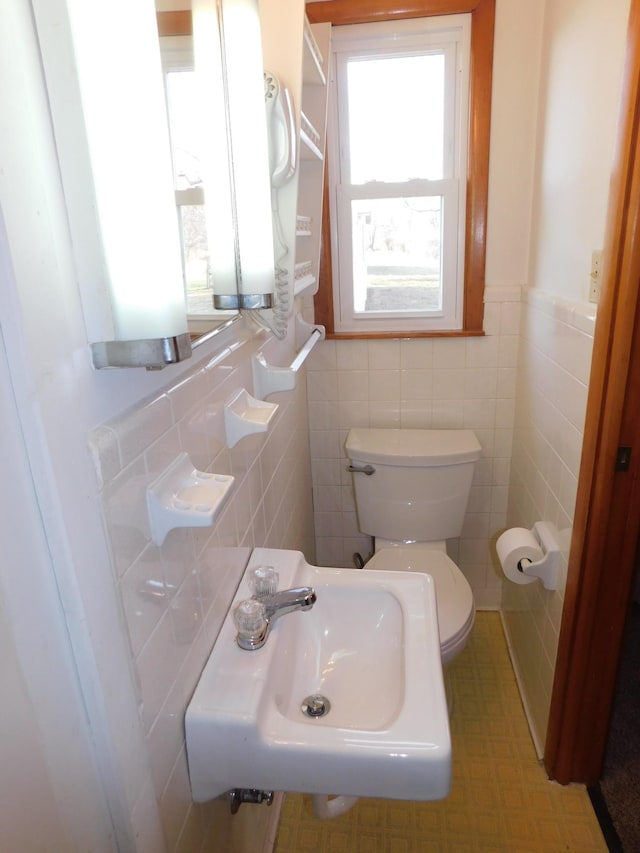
[499,612,545,760]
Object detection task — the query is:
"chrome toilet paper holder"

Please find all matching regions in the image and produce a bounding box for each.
[517,521,561,590]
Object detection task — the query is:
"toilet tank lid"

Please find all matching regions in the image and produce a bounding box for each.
[345,428,481,466]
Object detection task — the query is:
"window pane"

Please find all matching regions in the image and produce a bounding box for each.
[179,205,213,315]
[351,197,443,314]
[346,53,445,184]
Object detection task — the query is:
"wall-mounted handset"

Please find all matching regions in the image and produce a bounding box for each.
[264,71,297,188]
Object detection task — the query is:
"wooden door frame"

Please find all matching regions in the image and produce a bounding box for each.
[544,0,640,785]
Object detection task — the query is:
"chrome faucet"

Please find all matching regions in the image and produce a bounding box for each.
[261,587,316,622]
[233,586,316,650]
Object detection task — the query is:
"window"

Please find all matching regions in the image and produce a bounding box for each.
[329,17,470,332]
[307,0,496,339]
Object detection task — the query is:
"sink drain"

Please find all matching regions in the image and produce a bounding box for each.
[301,694,331,718]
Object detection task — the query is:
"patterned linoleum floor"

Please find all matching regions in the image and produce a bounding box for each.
[274,612,607,853]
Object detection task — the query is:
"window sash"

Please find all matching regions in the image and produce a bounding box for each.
[335,181,461,330]
[334,36,460,185]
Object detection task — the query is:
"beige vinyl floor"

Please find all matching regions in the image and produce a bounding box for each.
[274,612,607,853]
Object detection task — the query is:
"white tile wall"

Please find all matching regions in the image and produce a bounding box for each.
[89,331,315,852]
[306,286,521,609]
[501,288,596,754]
[85,286,594,843]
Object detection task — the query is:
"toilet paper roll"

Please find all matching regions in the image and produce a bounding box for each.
[496,527,543,585]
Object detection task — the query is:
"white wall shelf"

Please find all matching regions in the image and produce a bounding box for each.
[146,453,235,546]
[224,388,279,448]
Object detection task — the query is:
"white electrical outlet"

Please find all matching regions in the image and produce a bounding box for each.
[589,250,603,303]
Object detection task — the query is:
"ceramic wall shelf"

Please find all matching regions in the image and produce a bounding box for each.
[146,453,235,545]
[224,388,279,448]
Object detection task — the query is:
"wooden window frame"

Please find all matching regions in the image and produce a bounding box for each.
[157,11,192,37]
[307,0,495,340]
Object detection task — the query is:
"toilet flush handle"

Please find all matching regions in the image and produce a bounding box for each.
[347,463,375,475]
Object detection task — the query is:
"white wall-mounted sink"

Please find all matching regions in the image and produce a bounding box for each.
[185,548,451,803]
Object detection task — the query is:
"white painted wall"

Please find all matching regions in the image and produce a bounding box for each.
[485,0,545,289]
[0,321,115,852]
[1,1,164,846]
[529,0,629,302]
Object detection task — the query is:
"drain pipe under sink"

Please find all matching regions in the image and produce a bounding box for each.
[311,794,359,819]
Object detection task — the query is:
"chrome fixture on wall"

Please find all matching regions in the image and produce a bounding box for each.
[34,0,193,369]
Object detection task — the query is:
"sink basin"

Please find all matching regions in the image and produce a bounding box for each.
[185,548,451,803]
[269,581,403,730]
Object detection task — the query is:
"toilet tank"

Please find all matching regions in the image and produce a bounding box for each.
[345,429,481,543]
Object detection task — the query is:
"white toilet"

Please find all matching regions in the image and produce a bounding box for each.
[345,427,481,667]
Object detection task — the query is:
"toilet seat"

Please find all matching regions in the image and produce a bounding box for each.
[366,547,475,666]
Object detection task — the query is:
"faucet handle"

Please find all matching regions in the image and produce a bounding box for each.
[233,599,268,646]
[249,565,279,598]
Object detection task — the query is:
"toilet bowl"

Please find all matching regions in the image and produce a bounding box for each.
[364,545,475,666]
[345,427,481,667]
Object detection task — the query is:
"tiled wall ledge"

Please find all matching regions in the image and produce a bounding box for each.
[523,286,597,336]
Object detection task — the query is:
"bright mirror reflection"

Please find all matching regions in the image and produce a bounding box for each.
[160,32,239,342]
[166,70,220,317]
